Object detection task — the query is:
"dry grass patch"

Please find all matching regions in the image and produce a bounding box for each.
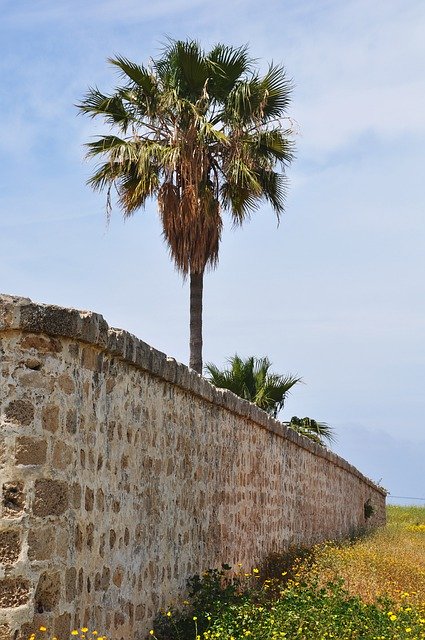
[296,505,425,605]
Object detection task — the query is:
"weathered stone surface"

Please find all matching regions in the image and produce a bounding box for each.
[0,295,386,639]
[52,441,73,470]
[15,438,47,466]
[20,334,62,353]
[28,526,56,562]
[0,623,11,640]
[4,400,34,426]
[41,404,60,433]
[0,578,30,608]
[2,482,25,518]
[33,480,68,517]
[34,572,61,613]
[65,567,77,602]
[53,612,71,639]
[84,487,94,512]
[0,531,20,565]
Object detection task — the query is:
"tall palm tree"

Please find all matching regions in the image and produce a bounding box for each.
[78,39,294,373]
[205,354,301,418]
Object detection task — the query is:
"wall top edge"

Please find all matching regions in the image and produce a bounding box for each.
[0,293,386,496]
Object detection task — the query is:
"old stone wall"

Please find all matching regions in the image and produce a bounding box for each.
[0,295,386,640]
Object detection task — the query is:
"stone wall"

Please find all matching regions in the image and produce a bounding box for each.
[0,295,386,640]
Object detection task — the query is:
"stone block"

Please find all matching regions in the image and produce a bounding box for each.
[58,373,75,394]
[27,526,56,562]
[0,577,30,608]
[4,399,34,426]
[42,404,59,433]
[0,623,11,640]
[34,571,61,613]
[52,441,73,470]
[66,409,78,434]
[72,483,82,509]
[54,612,71,639]
[65,567,77,602]
[19,334,62,353]
[84,487,94,512]
[2,482,25,518]
[15,438,47,466]
[0,530,20,566]
[33,479,68,517]
[81,347,102,372]
[112,566,124,587]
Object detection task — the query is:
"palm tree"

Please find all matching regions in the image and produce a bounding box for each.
[78,39,294,373]
[206,355,335,445]
[205,354,301,418]
[285,416,335,446]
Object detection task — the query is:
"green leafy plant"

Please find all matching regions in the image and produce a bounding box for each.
[205,355,301,417]
[286,415,335,445]
[152,564,246,640]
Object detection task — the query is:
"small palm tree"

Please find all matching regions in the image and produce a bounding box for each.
[205,354,301,418]
[77,39,294,373]
[285,416,335,446]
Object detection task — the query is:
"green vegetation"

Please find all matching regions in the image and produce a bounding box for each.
[78,39,294,373]
[286,415,335,445]
[205,355,301,418]
[205,354,334,444]
[152,506,425,640]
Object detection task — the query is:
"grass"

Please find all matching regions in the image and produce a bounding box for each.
[295,505,425,606]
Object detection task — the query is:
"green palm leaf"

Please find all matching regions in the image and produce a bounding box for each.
[205,355,301,418]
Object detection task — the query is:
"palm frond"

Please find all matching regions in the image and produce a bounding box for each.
[155,39,209,100]
[256,169,288,216]
[86,162,122,191]
[224,79,258,124]
[245,129,295,164]
[77,88,132,130]
[220,181,260,222]
[108,56,157,95]
[207,44,252,100]
[258,63,293,120]
[85,135,135,159]
[287,416,336,446]
[117,165,158,215]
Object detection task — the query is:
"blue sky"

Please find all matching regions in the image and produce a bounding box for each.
[1,0,424,504]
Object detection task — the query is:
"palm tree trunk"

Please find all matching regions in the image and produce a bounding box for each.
[189,270,203,373]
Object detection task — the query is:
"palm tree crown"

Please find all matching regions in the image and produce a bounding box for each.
[205,355,301,418]
[206,355,335,446]
[78,39,295,372]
